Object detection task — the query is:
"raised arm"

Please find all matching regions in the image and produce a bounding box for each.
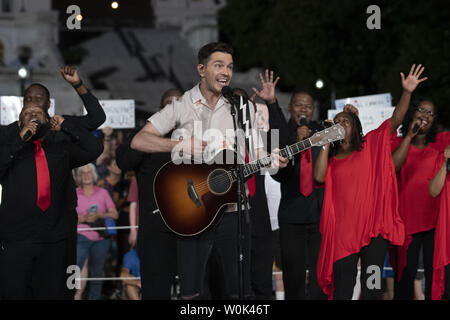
[429,146,450,197]
[392,117,426,171]
[252,69,280,105]
[313,143,330,185]
[60,66,106,130]
[389,64,427,134]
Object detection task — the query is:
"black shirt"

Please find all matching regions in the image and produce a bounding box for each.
[268,101,324,225]
[64,91,106,131]
[0,119,103,243]
[115,130,172,233]
[58,91,106,230]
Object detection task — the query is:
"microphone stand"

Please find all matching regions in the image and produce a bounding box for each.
[229,97,250,300]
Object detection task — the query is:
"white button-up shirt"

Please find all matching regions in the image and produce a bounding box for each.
[149,83,263,211]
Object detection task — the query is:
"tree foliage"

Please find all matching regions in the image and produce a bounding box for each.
[219,0,450,127]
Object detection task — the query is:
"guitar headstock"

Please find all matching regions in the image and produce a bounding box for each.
[310,123,345,147]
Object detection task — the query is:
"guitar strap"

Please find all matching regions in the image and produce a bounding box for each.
[236,95,255,161]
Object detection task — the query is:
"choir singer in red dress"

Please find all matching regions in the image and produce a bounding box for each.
[313,64,427,300]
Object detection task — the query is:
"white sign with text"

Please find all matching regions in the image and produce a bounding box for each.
[0,96,55,125]
[85,99,135,129]
[335,93,392,110]
[328,107,394,135]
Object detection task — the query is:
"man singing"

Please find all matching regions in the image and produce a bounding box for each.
[0,83,103,299]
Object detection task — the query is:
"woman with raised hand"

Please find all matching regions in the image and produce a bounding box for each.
[313,64,427,300]
[391,69,449,300]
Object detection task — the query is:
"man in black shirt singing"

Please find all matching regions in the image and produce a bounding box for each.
[0,81,103,299]
[257,83,327,300]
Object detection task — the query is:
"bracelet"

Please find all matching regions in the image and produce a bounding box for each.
[72,80,83,89]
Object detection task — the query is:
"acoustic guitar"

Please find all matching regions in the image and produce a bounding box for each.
[154,123,345,236]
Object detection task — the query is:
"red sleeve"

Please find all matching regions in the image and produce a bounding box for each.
[390,135,402,152]
[431,154,445,180]
[432,176,450,299]
[431,131,450,153]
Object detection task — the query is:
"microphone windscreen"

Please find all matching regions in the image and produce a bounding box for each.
[221,86,234,100]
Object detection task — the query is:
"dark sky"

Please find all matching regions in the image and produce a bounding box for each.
[52,0,154,27]
[54,0,154,50]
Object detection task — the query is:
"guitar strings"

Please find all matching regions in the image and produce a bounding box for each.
[192,146,297,192]
[193,157,274,192]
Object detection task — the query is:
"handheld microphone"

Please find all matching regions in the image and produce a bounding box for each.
[447,159,449,172]
[412,118,423,134]
[23,119,41,141]
[299,116,307,127]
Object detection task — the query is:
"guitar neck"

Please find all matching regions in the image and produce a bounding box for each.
[243,138,312,178]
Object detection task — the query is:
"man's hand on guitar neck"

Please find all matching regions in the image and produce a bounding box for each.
[270,148,289,170]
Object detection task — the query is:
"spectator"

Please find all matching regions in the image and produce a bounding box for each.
[75,163,118,300]
[120,248,142,300]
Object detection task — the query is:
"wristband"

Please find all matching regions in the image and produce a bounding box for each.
[72,80,83,89]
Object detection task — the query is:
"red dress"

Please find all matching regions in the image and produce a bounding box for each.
[391,132,448,280]
[432,156,450,299]
[317,119,405,299]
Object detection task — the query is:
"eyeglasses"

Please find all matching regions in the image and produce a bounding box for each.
[416,107,435,117]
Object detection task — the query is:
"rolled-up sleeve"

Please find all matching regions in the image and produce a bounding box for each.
[148,101,179,136]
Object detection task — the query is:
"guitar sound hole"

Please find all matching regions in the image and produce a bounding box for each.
[207,169,232,195]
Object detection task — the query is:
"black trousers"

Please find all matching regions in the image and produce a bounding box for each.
[279,222,326,300]
[177,211,252,299]
[137,213,177,300]
[250,231,274,299]
[0,239,68,299]
[333,235,389,300]
[444,265,450,300]
[394,229,435,300]
[62,211,78,300]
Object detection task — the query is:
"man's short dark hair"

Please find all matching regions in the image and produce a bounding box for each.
[24,83,50,100]
[198,42,233,65]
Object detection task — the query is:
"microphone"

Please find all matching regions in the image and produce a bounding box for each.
[221,86,237,104]
[23,119,41,141]
[412,118,423,134]
[447,159,449,172]
[299,116,307,127]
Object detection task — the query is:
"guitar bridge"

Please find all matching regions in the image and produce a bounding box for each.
[187,178,202,208]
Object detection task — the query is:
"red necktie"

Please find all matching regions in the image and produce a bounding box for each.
[299,148,313,197]
[245,151,256,197]
[32,140,51,211]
